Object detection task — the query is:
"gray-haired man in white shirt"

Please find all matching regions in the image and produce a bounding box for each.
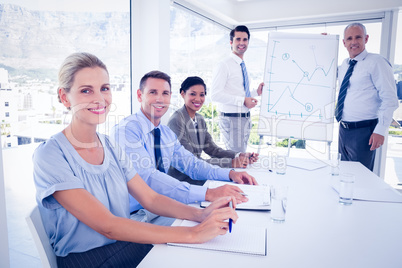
[211,25,264,152]
[336,23,398,171]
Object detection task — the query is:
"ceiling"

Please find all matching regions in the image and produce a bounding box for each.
[175,0,402,28]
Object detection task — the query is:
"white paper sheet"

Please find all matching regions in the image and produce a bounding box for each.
[168,220,267,256]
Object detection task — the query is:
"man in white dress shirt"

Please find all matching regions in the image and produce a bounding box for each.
[336,23,398,171]
[211,25,264,152]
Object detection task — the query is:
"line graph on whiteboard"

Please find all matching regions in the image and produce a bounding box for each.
[262,34,338,122]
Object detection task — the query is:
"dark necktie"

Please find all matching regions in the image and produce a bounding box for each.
[240,61,251,97]
[153,128,165,172]
[335,59,357,122]
[194,120,200,145]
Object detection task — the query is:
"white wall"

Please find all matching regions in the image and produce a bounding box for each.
[131,0,172,123]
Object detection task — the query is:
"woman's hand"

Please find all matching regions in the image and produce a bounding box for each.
[191,197,238,243]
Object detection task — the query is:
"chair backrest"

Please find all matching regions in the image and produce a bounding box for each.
[26,206,57,268]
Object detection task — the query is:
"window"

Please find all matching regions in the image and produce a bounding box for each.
[1,1,131,266]
[0,1,131,146]
[5,102,8,107]
[386,10,402,188]
[5,112,9,117]
[170,5,228,111]
[395,10,402,95]
[170,5,229,141]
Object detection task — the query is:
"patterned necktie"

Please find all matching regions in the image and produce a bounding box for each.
[335,59,357,122]
[153,128,165,172]
[240,61,251,97]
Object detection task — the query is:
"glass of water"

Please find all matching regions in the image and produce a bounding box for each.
[275,152,287,175]
[330,152,341,176]
[270,185,288,223]
[339,173,355,205]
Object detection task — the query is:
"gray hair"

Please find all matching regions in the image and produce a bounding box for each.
[344,23,367,38]
[57,52,108,103]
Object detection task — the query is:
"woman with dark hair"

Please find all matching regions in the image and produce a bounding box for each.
[167,76,258,185]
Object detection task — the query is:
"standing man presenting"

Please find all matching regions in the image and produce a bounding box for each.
[211,25,264,152]
[335,23,398,171]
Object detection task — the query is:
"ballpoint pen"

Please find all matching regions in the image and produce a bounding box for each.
[229,200,233,233]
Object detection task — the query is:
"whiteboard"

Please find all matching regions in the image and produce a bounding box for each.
[258,32,339,142]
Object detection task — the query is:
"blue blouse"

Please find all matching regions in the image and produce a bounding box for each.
[33,132,137,257]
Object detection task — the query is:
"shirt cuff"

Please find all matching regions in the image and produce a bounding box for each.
[373,124,388,137]
[219,168,231,182]
[188,185,208,203]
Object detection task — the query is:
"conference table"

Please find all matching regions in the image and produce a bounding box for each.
[138,160,402,268]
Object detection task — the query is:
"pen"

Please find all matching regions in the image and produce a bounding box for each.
[229,200,233,233]
[249,153,254,160]
[240,192,248,196]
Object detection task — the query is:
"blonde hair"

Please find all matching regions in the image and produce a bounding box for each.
[57,52,108,103]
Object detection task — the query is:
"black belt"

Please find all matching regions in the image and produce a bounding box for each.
[340,119,378,129]
[221,112,250,118]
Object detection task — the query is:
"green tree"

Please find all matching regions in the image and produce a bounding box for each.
[199,103,220,140]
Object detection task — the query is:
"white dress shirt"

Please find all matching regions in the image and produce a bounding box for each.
[211,53,258,113]
[338,49,399,136]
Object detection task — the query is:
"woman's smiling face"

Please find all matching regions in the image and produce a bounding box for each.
[59,66,111,126]
[181,84,206,114]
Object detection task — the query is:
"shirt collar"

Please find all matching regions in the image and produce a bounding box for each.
[192,116,198,127]
[350,49,368,63]
[230,52,243,65]
[136,109,161,135]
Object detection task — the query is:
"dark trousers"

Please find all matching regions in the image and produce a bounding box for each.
[57,241,153,268]
[338,122,377,171]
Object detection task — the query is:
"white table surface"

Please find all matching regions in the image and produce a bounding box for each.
[138,161,402,268]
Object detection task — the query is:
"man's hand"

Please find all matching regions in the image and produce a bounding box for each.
[244,97,258,108]
[257,82,264,96]
[205,185,248,203]
[229,170,257,185]
[232,154,250,168]
[369,133,384,151]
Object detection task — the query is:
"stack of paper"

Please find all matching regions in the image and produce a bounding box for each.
[201,181,270,210]
[330,178,402,203]
[287,157,327,171]
[168,220,267,256]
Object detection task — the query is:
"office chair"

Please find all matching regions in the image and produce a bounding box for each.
[26,206,57,268]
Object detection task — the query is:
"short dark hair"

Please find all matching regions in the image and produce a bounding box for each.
[139,70,171,92]
[180,76,206,95]
[230,25,250,41]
